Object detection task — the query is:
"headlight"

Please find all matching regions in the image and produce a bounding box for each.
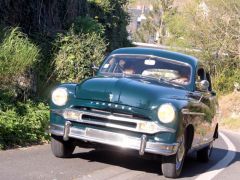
[52,87,68,106]
[158,103,176,123]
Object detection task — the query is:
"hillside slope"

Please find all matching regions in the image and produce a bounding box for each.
[219,92,240,131]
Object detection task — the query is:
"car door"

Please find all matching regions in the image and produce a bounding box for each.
[195,67,217,145]
[205,72,218,140]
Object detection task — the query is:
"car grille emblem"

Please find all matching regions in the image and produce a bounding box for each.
[109,93,113,101]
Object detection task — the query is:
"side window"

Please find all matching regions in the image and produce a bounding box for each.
[196,68,206,81]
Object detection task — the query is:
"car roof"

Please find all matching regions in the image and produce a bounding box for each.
[110,47,199,68]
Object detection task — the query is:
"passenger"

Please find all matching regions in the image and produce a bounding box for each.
[171,72,189,84]
[123,67,135,75]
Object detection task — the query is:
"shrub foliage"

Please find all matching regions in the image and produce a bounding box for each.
[0,28,39,85]
[0,93,49,149]
[73,16,105,36]
[213,68,240,94]
[54,30,106,83]
[88,0,131,51]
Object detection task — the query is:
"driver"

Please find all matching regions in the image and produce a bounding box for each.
[114,59,126,73]
[119,59,126,71]
[114,59,135,75]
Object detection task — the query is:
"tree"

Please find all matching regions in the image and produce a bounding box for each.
[168,0,240,93]
[134,0,176,45]
[88,0,131,51]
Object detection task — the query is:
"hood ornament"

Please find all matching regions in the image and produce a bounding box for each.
[109,93,113,102]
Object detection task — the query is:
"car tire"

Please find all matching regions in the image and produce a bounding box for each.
[161,136,186,178]
[51,135,75,158]
[197,142,213,162]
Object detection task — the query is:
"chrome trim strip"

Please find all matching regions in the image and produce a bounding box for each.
[181,109,205,116]
[51,109,175,134]
[50,124,179,156]
[66,108,146,123]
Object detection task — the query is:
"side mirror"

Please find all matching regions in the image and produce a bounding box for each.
[196,80,209,92]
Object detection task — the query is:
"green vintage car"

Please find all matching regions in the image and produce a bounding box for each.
[50,47,218,178]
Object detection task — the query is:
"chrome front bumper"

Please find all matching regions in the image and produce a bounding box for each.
[50,121,179,156]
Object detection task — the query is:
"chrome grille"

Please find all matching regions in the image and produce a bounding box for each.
[73,106,150,120]
[68,108,144,132]
[82,114,137,128]
[51,108,175,134]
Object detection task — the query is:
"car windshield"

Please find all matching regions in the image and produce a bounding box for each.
[99,55,192,85]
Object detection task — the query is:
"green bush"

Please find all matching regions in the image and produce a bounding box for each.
[88,0,131,51]
[213,68,240,94]
[54,30,106,83]
[0,27,39,85]
[73,16,105,35]
[0,100,49,149]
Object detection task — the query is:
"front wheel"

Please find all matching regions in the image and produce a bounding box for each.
[51,135,75,158]
[161,136,186,178]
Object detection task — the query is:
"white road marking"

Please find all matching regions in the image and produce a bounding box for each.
[195,132,236,180]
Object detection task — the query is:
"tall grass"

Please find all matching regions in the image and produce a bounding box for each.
[0,27,39,84]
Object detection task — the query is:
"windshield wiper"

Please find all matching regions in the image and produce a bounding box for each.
[102,73,185,88]
[134,74,185,88]
[158,77,185,88]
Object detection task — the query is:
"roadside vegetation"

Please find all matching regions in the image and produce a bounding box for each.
[0,0,130,149]
[0,28,49,149]
[219,92,240,131]
[0,98,49,149]
[55,23,106,83]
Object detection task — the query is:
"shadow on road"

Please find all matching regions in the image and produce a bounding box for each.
[181,147,239,178]
[70,146,240,178]
[72,148,163,175]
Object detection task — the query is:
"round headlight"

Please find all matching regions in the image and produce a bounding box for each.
[52,87,68,106]
[158,103,176,123]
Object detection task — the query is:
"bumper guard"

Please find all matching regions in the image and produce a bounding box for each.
[50,121,179,156]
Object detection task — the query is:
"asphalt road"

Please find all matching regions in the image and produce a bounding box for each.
[0,130,239,180]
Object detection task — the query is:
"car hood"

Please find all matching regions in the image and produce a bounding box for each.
[76,76,188,110]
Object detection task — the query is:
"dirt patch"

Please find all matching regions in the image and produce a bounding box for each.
[219,92,240,131]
